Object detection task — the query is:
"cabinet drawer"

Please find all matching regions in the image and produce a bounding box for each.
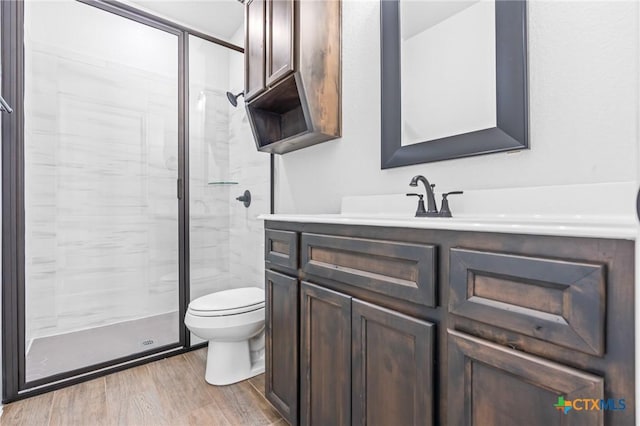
[301,233,437,308]
[265,229,298,273]
[449,248,606,356]
[448,330,604,426]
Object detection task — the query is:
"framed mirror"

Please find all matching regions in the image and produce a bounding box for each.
[381,0,528,169]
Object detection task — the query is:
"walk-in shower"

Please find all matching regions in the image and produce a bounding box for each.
[1,0,269,400]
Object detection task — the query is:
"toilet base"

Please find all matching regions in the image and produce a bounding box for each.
[205,339,265,386]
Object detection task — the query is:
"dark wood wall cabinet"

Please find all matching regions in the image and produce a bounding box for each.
[264,220,635,425]
[244,0,341,154]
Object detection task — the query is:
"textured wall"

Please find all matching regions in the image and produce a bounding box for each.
[274,0,639,214]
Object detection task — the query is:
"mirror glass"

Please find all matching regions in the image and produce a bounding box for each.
[400,0,497,146]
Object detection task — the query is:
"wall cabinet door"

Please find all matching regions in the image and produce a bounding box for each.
[265,0,295,87]
[245,0,266,101]
[265,270,299,425]
[448,330,605,426]
[351,300,435,426]
[300,282,351,426]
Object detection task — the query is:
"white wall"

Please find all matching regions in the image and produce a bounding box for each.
[275,0,639,214]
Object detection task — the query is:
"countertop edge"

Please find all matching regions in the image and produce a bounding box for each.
[258,214,638,240]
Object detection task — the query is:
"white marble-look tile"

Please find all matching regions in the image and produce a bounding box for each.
[24,27,271,354]
[24,37,180,341]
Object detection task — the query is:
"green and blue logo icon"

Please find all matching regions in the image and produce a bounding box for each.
[554,396,626,415]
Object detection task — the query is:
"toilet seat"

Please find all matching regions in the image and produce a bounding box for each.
[188,287,265,317]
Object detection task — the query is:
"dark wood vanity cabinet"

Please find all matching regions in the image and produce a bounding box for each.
[265,270,299,425]
[351,300,434,426]
[245,0,294,101]
[448,330,604,426]
[265,0,294,87]
[245,0,266,101]
[264,221,635,425]
[300,282,351,425]
[298,282,435,426]
[244,0,341,154]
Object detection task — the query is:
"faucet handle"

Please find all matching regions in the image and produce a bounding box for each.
[406,193,427,216]
[439,191,464,218]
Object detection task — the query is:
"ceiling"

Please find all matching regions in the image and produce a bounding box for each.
[128,0,244,44]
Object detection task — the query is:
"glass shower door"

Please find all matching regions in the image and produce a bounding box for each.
[23,0,181,383]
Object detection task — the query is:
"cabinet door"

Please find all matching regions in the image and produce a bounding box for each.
[352,300,435,426]
[448,330,605,426]
[265,0,295,87]
[300,282,351,426]
[245,0,266,101]
[265,270,299,424]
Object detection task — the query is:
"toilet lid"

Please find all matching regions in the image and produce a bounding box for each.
[189,287,264,314]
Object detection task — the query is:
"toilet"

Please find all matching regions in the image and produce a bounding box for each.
[184,287,265,386]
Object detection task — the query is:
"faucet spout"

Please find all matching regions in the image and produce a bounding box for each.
[409,175,438,216]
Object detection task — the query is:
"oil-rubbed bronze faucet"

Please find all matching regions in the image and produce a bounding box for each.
[408,175,439,217]
[407,175,464,217]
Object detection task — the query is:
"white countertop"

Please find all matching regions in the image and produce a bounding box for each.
[261,182,638,240]
[260,213,637,239]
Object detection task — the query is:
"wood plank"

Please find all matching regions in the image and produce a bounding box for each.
[185,349,281,425]
[0,350,280,426]
[204,381,281,425]
[249,374,266,397]
[49,377,108,426]
[0,392,53,426]
[104,361,171,426]
[147,353,227,423]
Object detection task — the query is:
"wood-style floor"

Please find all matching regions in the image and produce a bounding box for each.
[0,348,284,426]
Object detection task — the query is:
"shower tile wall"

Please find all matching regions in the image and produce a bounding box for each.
[24,1,180,357]
[228,47,270,289]
[188,37,232,303]
[187,36,270,345]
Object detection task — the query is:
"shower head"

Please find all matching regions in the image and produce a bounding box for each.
[226,91,244,107]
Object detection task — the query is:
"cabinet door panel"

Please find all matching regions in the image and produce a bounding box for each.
[266,0,295,87]
[448,330,604,426]
[449,247,606,355]
[352,300,434,426]
[245,0,266,101]
[265,270,298,424]
[300,282,351,426]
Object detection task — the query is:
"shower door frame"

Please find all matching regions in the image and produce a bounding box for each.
[1,0,246,403]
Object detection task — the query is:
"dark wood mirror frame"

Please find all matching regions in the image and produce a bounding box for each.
[381,0,529,169]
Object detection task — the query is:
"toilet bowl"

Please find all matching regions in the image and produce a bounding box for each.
[184,287,265,386]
